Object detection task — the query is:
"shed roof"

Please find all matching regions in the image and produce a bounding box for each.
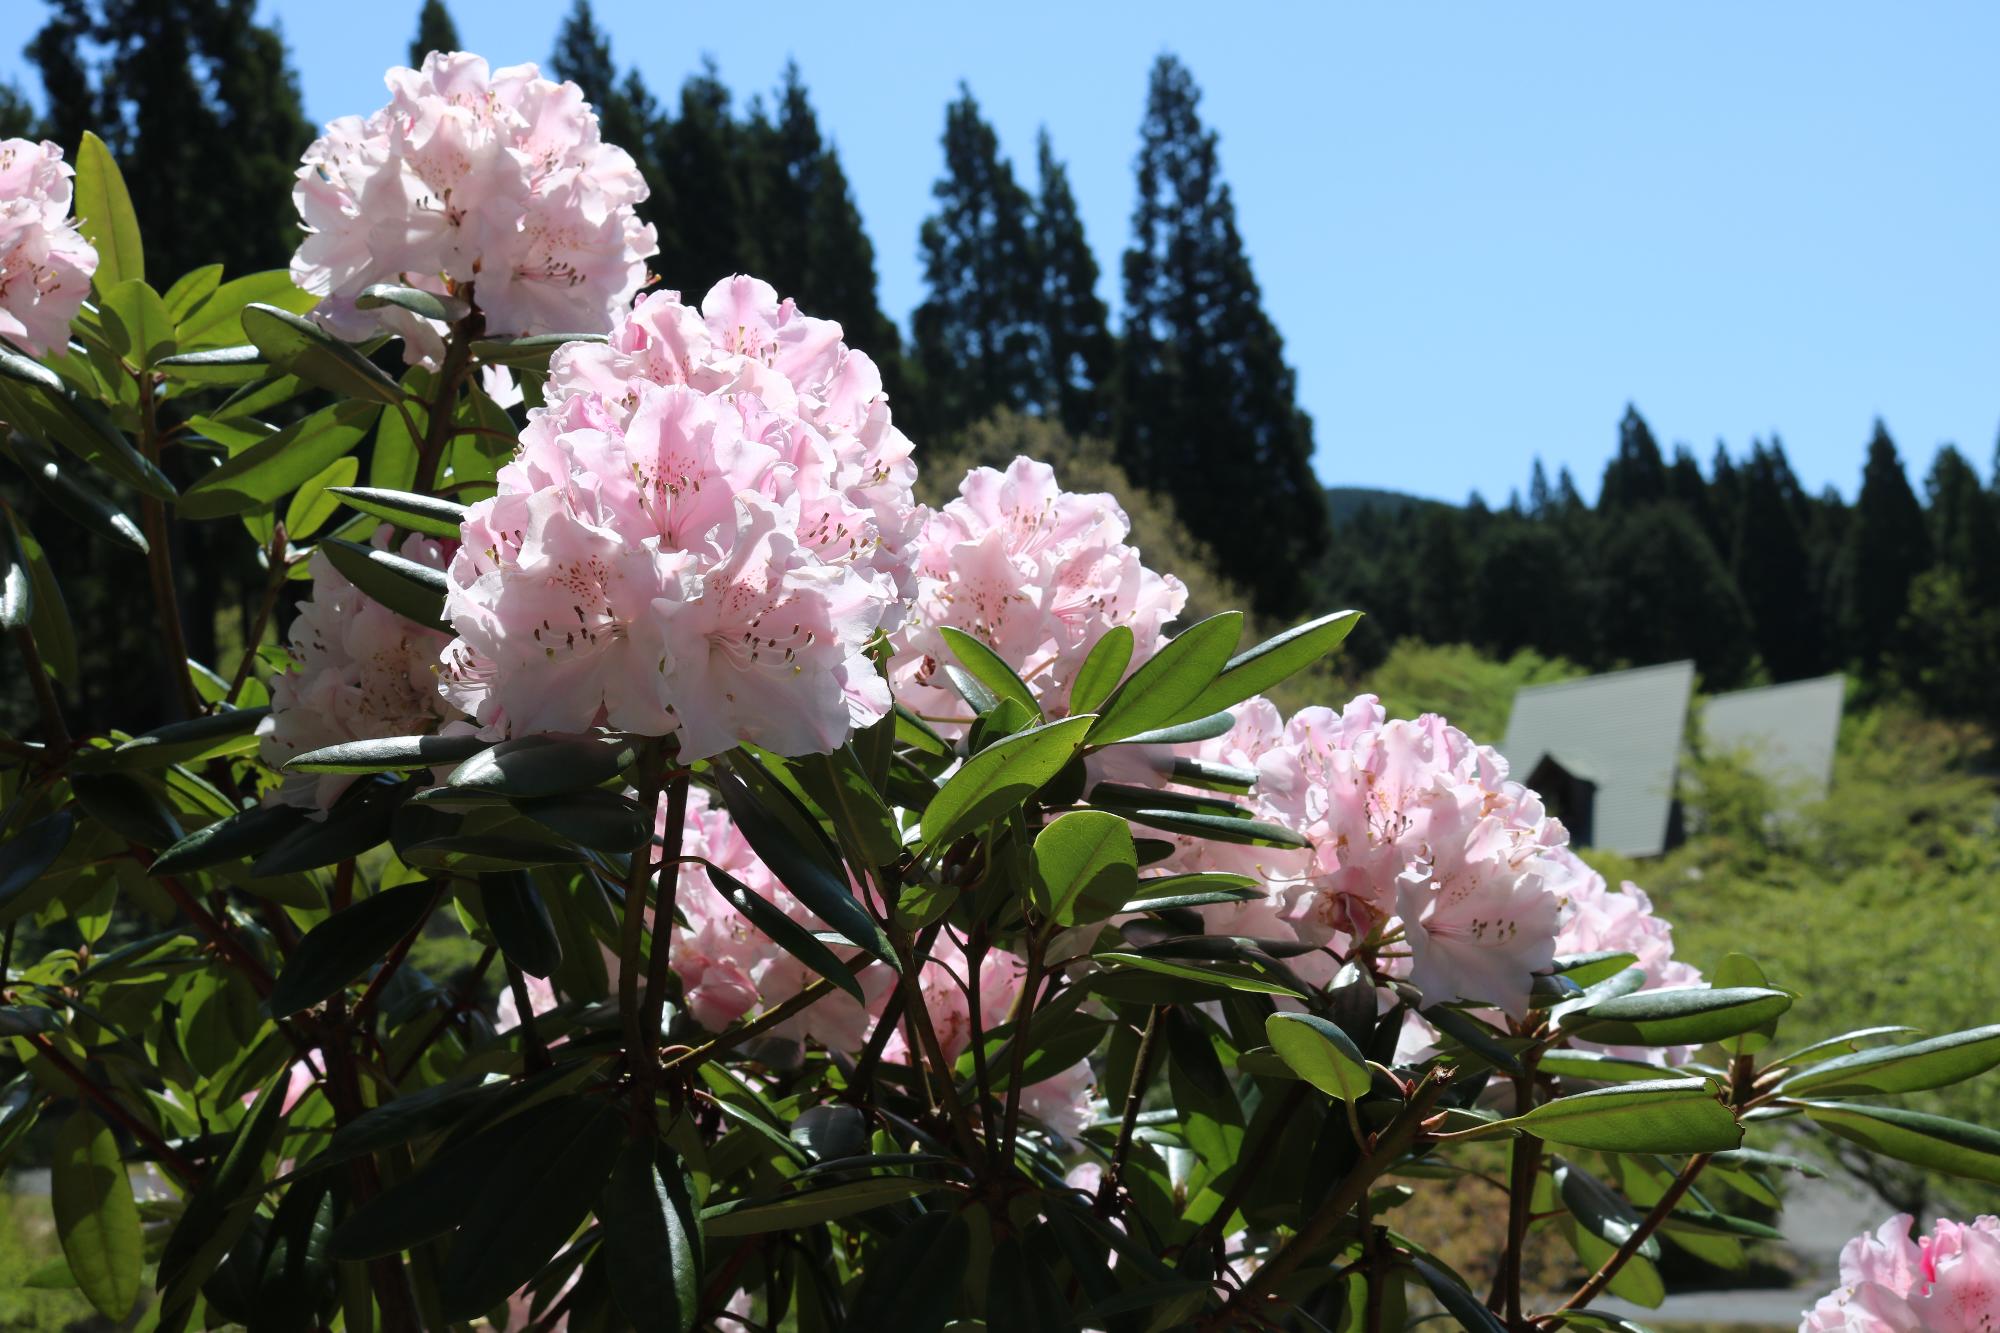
[1500,660,1695,857]
[1699,674,1846,804]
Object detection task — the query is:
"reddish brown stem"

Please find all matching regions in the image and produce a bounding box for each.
[27,1033,201,1183]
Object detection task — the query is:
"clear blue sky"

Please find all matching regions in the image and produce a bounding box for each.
[9,2,1998,503]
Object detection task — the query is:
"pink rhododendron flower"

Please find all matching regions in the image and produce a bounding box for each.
[0,139,96,357]
[890,457,1186,726]
[668,787,885,1049]
[438,378,896,757]
[1801,1214,2000,1331]
[258,530,462,809]
[546,276,923,613]
[291,51,655,364]
[495,972,558,1033]
[1545,847,1704,1062]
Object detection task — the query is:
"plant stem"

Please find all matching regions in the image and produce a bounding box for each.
[639,771,690,1064]
[26,1033,201,1184]
[223,527,287,707]
[10,626,69,751]
[136,376,200,718]
[1553,1152,1711,1316]
[156,872,274,996]
[998,931,1050,1167]
[891,925,985,1168]
[1184,1080,1308,1266]
[1096,1003,1163,1216]
[412,311,482,495]
[391,944,496,1083]
[1494,1071,1542,1324]
[618,742,666,1075]
[506,960,552,1073]
[1201,1069,1450,1331]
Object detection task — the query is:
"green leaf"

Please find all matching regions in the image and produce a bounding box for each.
[939,626,1041,718]
[1781,1025,2000,1098]
[1087,612,1243,745]
[1801,1102,2000,1185]
[1189,610,1361,717]
[1407,1252,1506,1333]
[920,714,1096,850]
[1069,625,1134,717]
[448,734,634,798]
[71,772,182,848]
[1034,810,1138,926]
[1537,1049,1682,1085]
[161,264,223,321]
[1089,950,1306,1000]
[438,1098,625,1321]
[326,485,467,540]
[5,511,75,683]
[176,271,317,350]
[74,133,142,286]
[706,865,863,1002]
[1507,1078,1741,1153]
[152,342,267,385]
[893,704,952,757]
[0,374,174,500]
[1781,1027,1923,1066]
[268,883,435,1017]
[514,790,649,850]
[1552,951,1641,988]
[0,811,75,925]
[250,777,405,875]
[600,1136,700,1333]
[480,871,563,979]
[5,435,146,552]
[177,401,379,520]
[1555,1159,1658,1260]
[1559,986,1793,1049]
[714,769,895,969]
[103,707,268,770]
[1100,711,1237,747]
[157,1075,288,1304]
[986,1234,1076,1333]
[1115,807,1309,849]
[1265,1012,1370,1101]
[286,733,488,774]
[242,302,407,403]
[99,279,175,370]
[794,746,904,868]
[699,1177,941,1237]
[318,535,448,630]
[355,283,469,324]
[1118,872,1261,914]
[51,1111,141,1321]
[151,804,309,878]
[469,332,604,369]
[849,1210,969,1333]
[0,515,29,630]
[283,456,360,541]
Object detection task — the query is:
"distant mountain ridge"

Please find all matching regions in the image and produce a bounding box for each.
[1324,486,1453,524]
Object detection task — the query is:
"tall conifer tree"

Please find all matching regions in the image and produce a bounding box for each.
[409,0,459,63]
[1835,422,1932,670]
[912,85,1042,433]
[1117,55,1325,612]
[1597,405,1670,511]
[548,0,675,263]
[1033,129,1112,438]
[1732,443,1822,679]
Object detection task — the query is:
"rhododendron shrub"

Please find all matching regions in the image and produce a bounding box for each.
[2,91,1998,1333]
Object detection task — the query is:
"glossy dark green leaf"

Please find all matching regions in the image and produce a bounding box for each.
[6,510,74,682]
[1503,1078,1741,1153]
[438,1098,625,1320]
[706,865,863,1002]
[242,303,405,404]
[6,435,147,552]
[177,271,317,349]
[939,625,1041,717]
[1188,610,1360,718]
[1115,807,1309,849]
[153,343,266,385]
[714,768,894,968]
[318,536,448,630]
[1782,1025,2000,1097]
[892,703,952,757]
[1167,757,1258,794]
[448,734,636,798]
[1034,810,1137,926]
[50,1111,141,1321]
[326,485,468,540]
[0,810,74,922]
[268,883,435,1017]
[850,1210,969,1333]
[253,1174,337,1333]
[286,733,488,774]
[469,332,604,368]
[1265,1012,1370,1101]
[177,401,380,519]
[1560,986,1793,1048]
[0,1005,62,1036]
[1801,1102,2000,1185]
[355,283,469,324]
[1536,1049,1681,1085]
[157,1076,288,1303]
[71,772,182,849]
[250,777,405,876]
[1068,625,1134,717]
[794,745,903,867]
[1552,951,1640,988]
[481,871,563,978]
[1087,612,1242,744]
[601,1136,699,1333]
[0,374,175,499]
[104,707,268,770]
[1555,1159,1658,1260]
[99,278,176,370]
[0,515,27,630]
[986,1233,1075,1332]
[1089,950,1306,999]
[920,714,1095,850]
[1781,1026,1924,1065]
[700,1176,940,1236]
[75,132,142,285]
[515,789,649,851]
[1407,1251,1505,1333]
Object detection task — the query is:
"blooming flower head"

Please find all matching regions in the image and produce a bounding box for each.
[1802,1214,2000,1331]
[1544,849,1703,1063]
[667,787,885,1049]
[891,456,1187,725]
[546,276,923,611]
[0,139,97,357]
[258,529,462,810]
[438,378,896,758]
[291,51,656,364]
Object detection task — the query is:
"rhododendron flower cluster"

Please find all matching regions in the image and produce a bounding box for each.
[1802,1214,2000,1331]
[438,279,911,759]
[258,530,461,809]
[891,456,1187,724]
[0,138,96,357]
[291,51,655,362]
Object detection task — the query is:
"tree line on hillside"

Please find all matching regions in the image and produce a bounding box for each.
[1315,405,2000,723]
